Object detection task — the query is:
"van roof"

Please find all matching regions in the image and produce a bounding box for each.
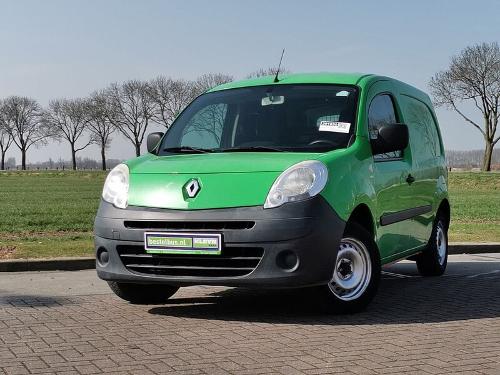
[209,72,374,92]
[209,72,432,107]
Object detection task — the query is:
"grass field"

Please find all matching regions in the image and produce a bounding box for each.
[447,172,500,242]
[0,170,498,259]
[0,171,105,259]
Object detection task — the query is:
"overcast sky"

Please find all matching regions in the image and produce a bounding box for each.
[1,0,499,164]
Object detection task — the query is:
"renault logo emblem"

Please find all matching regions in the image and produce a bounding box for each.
[184,179,200,198]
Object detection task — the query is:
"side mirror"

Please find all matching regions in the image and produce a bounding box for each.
[147,132,164,154]
[371,123,409,155]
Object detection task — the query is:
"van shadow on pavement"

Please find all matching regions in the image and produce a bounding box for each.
[149,260,500,325]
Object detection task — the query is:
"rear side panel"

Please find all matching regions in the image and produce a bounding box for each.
[397,93,447,248]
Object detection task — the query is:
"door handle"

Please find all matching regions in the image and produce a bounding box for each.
[406,174,415,184]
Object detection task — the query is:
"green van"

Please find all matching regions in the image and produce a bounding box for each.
[94,73,449,313]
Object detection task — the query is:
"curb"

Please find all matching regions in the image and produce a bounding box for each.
[1,243,499,272]
[0,257,95,272]
[448,242,500,255]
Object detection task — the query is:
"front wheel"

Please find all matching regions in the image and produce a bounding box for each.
[317,223,381,314]
[108,281,179,304]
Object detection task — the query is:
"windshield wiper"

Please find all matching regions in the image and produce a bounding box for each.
[163,146,214,154]
[164,145,287,154]
[219,146,286,153]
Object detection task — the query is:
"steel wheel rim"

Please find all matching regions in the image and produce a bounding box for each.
[436,224,447,265]
[329,238,372,301]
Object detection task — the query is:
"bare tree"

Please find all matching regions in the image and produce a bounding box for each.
[430,42,500,171]
[148,77,196,129]
[246,67,290,79]
[44,98,91,170]
[0,101,15,170]
[0,127,14,170]
[1,96,49,170]
[194,73,233,96]
[104,80,155,156]
[86,92,115,170]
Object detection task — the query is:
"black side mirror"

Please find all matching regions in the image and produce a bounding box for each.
[147,132,164,154]
[371,123,409,155]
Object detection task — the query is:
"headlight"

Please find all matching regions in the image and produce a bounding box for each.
[264,161,328,209]
[102,164,129,209]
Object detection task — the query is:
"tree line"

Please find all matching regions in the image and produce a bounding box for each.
[1,41,499,172]
[447,149,500,169]
[0,73,235,171]
[0,67,288,171]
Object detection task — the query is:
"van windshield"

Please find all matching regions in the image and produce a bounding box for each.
[159,84,358,154]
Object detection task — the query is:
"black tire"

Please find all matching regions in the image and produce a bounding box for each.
[316,223,381,314]
[107,281,179,304]
[416,216,448,276]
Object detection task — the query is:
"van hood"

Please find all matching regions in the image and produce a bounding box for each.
[126,152,321,174]
[125,152,322,210]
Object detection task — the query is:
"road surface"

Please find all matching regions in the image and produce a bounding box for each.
[1,254,500,374]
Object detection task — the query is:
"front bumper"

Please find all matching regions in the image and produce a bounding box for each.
[94,196,346,288]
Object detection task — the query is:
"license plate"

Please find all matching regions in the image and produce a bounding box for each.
[144,232,222,255]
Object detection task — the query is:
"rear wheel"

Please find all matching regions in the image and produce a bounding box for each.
[108,281,179,304]
[416,216,448,276]
[318,223,381,313]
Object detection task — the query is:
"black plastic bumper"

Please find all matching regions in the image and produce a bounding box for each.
[94,196,346,288]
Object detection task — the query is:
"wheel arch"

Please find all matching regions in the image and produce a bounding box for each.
[345,203,376,240]
[436,198,450,230]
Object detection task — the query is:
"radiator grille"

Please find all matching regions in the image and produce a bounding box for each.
[124,220,255,230]
[116,244,263,278]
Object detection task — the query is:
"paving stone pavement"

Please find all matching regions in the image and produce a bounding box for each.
[1,254,500,375]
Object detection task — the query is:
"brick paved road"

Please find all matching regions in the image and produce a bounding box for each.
[1,254,500,375]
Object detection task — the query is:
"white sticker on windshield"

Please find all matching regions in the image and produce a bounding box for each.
[319,121,351,133]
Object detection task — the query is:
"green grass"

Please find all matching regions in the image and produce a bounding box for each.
[0,232,94,259]
[0,170,498,259]
[447,172,500,242]
[0,171,105,233]
[0,171,105,259]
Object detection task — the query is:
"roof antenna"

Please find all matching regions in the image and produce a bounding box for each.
[273,49,285,83]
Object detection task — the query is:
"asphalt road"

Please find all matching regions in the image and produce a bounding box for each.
[1,254,500,374]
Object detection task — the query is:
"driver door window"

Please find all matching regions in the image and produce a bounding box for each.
[368,94,402,160]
